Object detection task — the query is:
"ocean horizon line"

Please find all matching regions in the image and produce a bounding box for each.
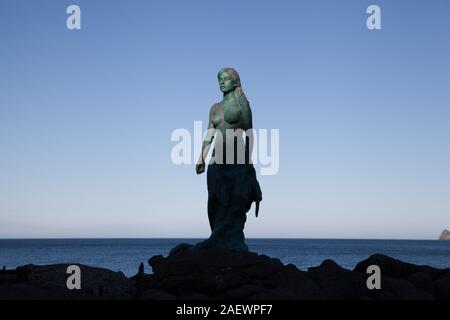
[0,237,441,241]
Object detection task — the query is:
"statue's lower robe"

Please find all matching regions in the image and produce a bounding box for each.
[195,163,262,252]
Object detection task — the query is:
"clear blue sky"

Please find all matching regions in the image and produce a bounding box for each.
[1,0,449,239]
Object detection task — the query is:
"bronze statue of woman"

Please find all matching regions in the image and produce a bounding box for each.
[170,68,262,254]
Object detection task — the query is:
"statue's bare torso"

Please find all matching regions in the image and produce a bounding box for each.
[211,99,252,134]
[196,69,253,173]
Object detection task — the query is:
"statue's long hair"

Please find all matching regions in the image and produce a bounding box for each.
[218,68,249,109]
[217,68,252,164]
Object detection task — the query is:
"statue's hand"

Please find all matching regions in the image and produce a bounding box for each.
[196,162,205,175]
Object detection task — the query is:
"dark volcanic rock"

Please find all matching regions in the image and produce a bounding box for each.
[435,270,450,299]
[353,254,442,300]
[140,249,449,300]
[354,254,439,279]
[307,259,372,300]
[142,248,324,300]
[1,251,449,300]
[375,276,433,300]
[0,264,134,300]
[148,249,267,277]
[264,264,325,299]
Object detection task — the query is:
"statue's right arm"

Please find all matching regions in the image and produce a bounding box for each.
[197,106,216,165]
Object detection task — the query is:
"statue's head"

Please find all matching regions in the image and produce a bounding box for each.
[218,68,241,94]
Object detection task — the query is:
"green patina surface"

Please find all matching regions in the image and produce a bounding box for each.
[173,68,262,255]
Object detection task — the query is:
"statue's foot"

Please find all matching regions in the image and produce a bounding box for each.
[170,239,249,256]
[169,243,193,256]
[193,238,249,252]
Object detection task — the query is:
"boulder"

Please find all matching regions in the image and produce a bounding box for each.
[439,229,450,240]
[307,259,372,300]
[0,264,134,300]
[354,254,438,279]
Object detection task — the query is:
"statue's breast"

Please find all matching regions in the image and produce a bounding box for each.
[212,109,223,127]
[223,104,241,125]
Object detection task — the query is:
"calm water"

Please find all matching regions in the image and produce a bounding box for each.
[0,239,449,277]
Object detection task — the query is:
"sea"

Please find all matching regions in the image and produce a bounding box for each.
[0,239,449,277]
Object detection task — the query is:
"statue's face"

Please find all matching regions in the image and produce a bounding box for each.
[218,72,236,94]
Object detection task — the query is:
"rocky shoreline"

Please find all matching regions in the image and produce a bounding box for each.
[1,250,449,300]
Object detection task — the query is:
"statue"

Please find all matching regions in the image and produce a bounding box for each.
[171,68,262,254]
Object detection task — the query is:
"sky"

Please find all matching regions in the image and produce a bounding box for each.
[0,0,449,239]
